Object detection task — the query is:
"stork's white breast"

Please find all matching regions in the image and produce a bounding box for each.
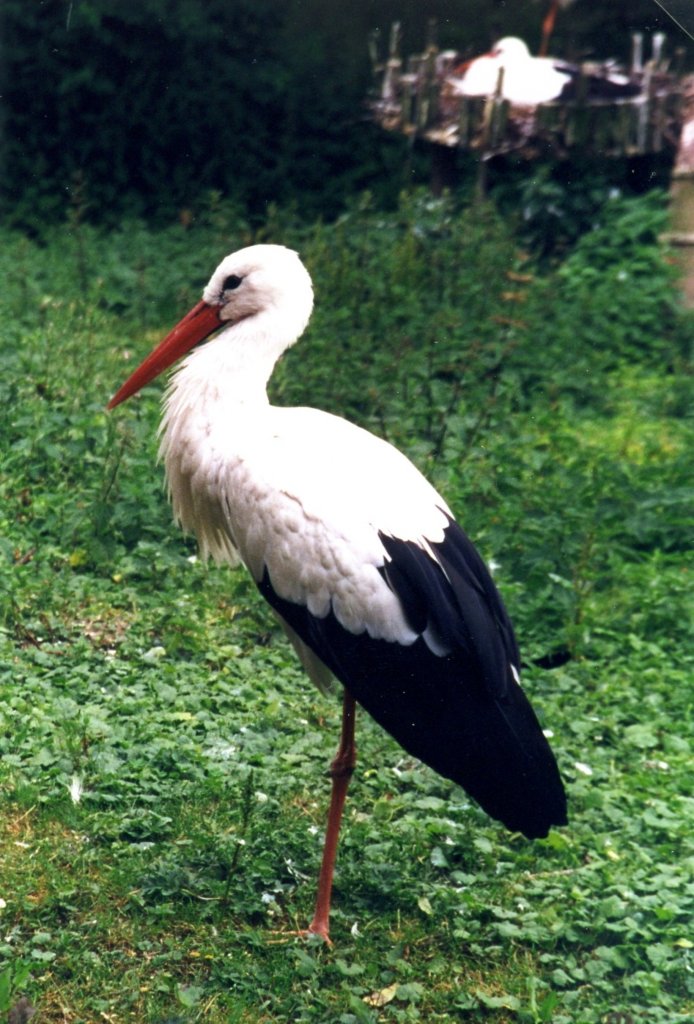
[162,402,451,644]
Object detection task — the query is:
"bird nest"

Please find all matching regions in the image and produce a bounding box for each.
[369,34,684,161]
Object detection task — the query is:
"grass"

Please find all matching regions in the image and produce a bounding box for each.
[0,191,692,1022]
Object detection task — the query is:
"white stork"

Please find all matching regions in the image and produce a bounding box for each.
[108,244,567,940]
[449,36,638,106]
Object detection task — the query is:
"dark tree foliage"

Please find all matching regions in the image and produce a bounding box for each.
[0,0,686,229]
[0,0,399,227]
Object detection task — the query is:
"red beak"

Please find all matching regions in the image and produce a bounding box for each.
[107,300,222,409]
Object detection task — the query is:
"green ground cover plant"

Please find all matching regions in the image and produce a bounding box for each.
[0,191,691,1022]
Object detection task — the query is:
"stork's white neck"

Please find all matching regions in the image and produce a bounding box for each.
[169,328,270,412]
[164,302,307,419]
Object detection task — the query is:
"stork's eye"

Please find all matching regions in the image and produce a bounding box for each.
[223,274,243,291]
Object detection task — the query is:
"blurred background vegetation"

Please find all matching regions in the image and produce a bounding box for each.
[0,0,687,231]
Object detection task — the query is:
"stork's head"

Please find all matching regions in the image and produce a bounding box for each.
[490,37,531,61]
[108,244,314,409]
[204,244,314,328]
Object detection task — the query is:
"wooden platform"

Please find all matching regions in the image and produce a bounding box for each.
[369,25,683,163]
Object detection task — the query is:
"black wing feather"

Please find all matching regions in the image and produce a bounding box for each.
[257,517,567,839]
[431,514,521,689]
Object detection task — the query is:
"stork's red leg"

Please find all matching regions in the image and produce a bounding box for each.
[539,0,559,56]
[308,689,357,940]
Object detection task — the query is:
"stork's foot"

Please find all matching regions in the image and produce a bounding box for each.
[307,914,332,944]
[267,925,332,946]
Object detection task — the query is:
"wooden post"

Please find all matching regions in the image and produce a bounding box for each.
[381,22,402,108]
[668,76,694,306]
[652,32,666,70]
[418,42,438,132]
